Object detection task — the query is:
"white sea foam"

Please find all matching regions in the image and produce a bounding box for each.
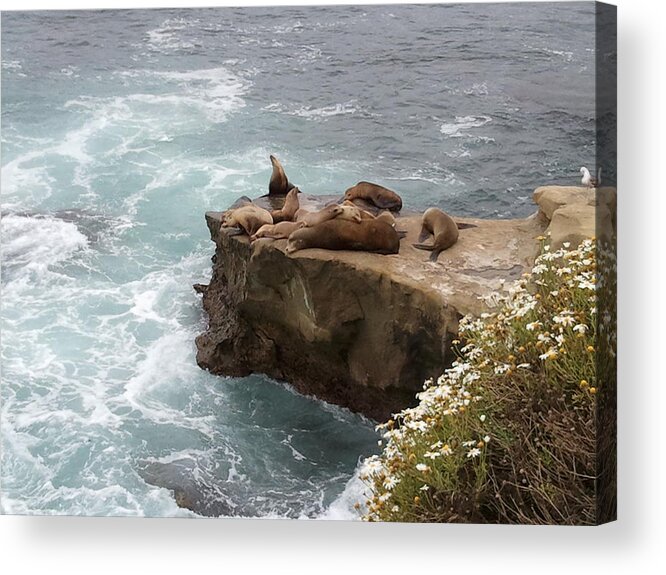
[440,115,493,137]
[263,101,363,121]
[318,462,368,520]
[1,214,88,282]
[464,82,489,96]
[296,45,323,64]
[71,66,249,128]
[145,17,198,53]
[1,59,22,70]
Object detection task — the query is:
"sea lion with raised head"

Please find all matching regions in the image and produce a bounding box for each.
[286,218,400,255]
[221,204,273,237]
[412,207,459,262]
[269,155,295,196]
[270,186,300,223]
[343,181,403,211]
[250,220,304,242]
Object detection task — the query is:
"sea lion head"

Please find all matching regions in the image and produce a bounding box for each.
[339,202,362,223]
[285,236,307,255]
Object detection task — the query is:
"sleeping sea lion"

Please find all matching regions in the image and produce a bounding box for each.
[270,186,300,223]
[268,155,295,196]
[343,181,403,211]
[294,208,310,222]
[375,210,408,239]
[301,203,362,227]
[251,220,304,242]
[412,207,459,262]
[343,200,374,220]
[221,204,273,237]
[286,218,400,255]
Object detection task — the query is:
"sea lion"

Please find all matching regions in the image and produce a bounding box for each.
[375,210,409,239]
[270,187,300,223]
[412,207,459,262]
[343,181,403,211]
[301,203,362,227]
[269,155,295,196]
[251,220,304,242]
[375,210,396,226]
[337,202,363,223]
[294,208,310,222]
[343,200,374,220]
[221,204,273,237]
[286,218,400,255]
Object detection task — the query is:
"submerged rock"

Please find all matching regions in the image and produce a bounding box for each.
[195,194,548,421]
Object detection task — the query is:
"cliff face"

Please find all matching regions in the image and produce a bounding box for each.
[195,194,548,420]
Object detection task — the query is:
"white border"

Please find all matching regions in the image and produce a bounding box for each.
[3,1,664,574]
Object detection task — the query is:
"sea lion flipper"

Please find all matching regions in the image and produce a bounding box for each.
[417,228,431,243]
[412,243,434,251]
[429,250,442,262]
[372,197,400,211]
[455,222,477,230]
[396,230,408,239]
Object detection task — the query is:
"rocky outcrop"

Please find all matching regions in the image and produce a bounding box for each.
[195,194,548,420]
[195,187,617,420]
[533,186,617,249]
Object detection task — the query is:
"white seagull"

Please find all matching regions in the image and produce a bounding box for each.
[580,166,602,188]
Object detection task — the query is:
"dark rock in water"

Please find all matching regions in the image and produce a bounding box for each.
[195,194,545,421]
[139,460,253,517]
[1,207,113,244]
[51,208,114,244]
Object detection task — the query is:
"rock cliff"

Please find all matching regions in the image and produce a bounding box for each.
[195,187,613,420]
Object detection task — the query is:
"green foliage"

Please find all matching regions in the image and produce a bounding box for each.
[360,238,614,524]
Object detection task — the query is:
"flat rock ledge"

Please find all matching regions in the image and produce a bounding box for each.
[195,187,611,421]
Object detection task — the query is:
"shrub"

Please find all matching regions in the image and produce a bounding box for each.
[359,238,615,524]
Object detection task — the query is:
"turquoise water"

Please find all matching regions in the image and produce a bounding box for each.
[1,4,596,517]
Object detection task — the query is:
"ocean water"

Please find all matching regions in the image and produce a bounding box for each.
[1,4,597,518]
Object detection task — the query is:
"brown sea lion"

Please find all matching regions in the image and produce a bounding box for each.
[337,202,364,223]
[375,210,409,239]
[343,200,374,220]
[302,203,363,227]
[221,204,273,237]
[343,181,403,211]
[301,205,342,227]
[375,210,396,226]
[268,155,295,196]
[412,207,459,262]
[251,220,304,242]
[294,208,310,222]
[270,186,300,223]
[286,218,400,255]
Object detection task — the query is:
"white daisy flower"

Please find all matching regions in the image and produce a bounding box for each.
[466,448,482,459]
